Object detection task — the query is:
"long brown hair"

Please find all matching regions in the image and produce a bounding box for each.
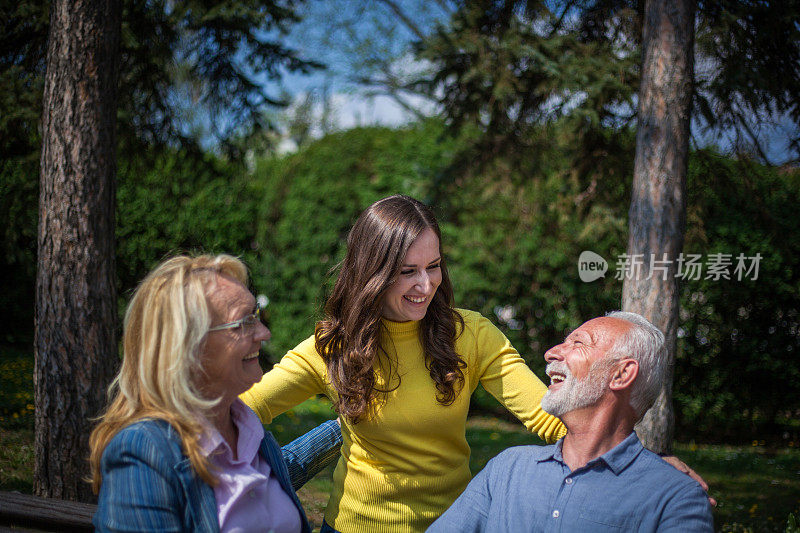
[315,195,465,422]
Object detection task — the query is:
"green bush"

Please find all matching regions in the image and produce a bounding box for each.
[0,156,38,344]
[246,123,799,442]
[116,147,260,292]
[674,153,800,441]
[1,120,797,441]
[247,121,455,358]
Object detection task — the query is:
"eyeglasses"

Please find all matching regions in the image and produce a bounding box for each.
[208,302,270,334]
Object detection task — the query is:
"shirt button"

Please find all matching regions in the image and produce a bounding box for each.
[565,478,573,484]
[249,491,256,499]
[552,510,560,518]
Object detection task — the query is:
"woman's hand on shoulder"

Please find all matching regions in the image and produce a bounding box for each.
[659,454,717,507]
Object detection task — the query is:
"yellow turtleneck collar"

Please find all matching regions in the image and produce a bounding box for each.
[380,316,420,337]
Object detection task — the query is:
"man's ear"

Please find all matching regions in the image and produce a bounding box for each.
[609,359,638,391]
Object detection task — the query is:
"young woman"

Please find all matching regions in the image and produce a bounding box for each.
[241,195,565,532]
[90,255,341,532]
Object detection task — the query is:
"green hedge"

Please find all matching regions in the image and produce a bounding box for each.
[1,121,797,442]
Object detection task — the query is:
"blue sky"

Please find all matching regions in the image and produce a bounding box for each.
[240,1,797,164]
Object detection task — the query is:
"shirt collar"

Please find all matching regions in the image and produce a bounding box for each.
[535,432,644,476]
[597,431,644,475]
[537,437,565,463]
[198,398,265,462]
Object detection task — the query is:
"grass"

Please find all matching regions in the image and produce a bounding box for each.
[2,346,799,532]
[0,346,35,429]
[674,442,800,532]
[0,427,34,493]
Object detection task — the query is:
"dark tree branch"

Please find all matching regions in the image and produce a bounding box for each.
[375,0,427,41]
[363,87,430,121]
[432,0,454,16]
[736,111,777,166]
[548,0,578,38]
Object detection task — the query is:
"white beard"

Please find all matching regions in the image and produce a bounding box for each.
[541,360,611,417]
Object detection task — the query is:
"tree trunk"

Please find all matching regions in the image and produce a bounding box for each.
[623,0,695,454]
[35,0,121,502]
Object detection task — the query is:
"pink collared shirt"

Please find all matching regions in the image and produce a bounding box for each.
[200,399,302,533]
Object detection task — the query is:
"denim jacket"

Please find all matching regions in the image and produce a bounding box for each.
[94,418,341,532]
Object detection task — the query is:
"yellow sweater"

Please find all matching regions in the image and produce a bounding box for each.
[241,309,566,533]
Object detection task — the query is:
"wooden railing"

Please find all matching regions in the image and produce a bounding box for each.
[0,491,95,532]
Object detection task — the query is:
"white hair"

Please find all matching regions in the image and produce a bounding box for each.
[604,311,666,419]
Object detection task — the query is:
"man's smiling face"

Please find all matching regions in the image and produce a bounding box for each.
[540,317,631,417]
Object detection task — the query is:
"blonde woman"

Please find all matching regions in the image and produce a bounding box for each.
[90,254,341,532]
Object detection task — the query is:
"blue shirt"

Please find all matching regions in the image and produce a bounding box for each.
[428,432,713,532]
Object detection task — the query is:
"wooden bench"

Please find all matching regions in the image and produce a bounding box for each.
[0,491,95,532]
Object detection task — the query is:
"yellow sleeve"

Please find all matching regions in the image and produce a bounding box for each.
[240,335,330,424]
[469,312,567,443]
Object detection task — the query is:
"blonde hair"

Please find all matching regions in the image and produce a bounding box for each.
[89,254,248,492]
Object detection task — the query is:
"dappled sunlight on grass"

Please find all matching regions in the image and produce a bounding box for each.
[675,442,800,532]
[466,416,546,472]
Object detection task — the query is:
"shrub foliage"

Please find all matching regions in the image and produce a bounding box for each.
[1,121,797,441]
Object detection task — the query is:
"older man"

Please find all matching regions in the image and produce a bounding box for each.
[428,312,713,532]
